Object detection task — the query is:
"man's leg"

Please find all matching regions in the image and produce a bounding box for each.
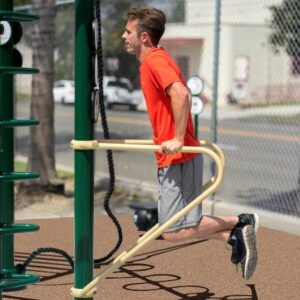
[157,156,258,279]
[162,213,259,243]
[162,214,258,280]
[162,215,238,243]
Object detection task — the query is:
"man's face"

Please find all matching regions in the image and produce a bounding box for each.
[122,20,141,55]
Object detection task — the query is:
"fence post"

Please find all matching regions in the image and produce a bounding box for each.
[74,1,94,299]
[210,0,221,210]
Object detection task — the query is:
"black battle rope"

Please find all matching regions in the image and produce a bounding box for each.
[93,0,123,265]
[15,247,74,274]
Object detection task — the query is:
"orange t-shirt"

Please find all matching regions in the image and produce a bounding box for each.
[140,47,199,168]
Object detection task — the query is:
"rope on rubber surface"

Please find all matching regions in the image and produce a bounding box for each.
[16,247,74,274]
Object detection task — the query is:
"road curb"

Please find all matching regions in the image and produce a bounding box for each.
[202,199,300,236]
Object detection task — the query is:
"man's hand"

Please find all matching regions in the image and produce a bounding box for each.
[159,138,183,155]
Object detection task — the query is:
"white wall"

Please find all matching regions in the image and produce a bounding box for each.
[164,0,299,105]
[186,0,283,26]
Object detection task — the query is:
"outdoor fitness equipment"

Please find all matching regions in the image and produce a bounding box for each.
[70,139,225,298]
[0,3,40,296]
[0,4,76,299]
[72,1,225,298]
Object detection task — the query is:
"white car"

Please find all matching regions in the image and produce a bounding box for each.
[53,78,142,110]
[53,80,75,104]
[103,76,141,111]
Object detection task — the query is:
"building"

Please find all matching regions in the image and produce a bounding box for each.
[161,0,300,105]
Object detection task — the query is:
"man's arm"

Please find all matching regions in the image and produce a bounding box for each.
[159,81,191,154]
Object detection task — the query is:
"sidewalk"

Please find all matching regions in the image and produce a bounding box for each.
[200,104,300,120]
[139,98,300,120]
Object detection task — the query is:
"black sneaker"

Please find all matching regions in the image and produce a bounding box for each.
[228,213,259,264]
[227,228,245,264]
[236,213,259,234]
[240,225,258,280]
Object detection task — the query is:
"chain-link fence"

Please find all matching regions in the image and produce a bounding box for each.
[15,0,300,218]
[216,0,300,217]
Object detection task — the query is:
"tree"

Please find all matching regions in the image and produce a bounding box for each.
[54,4,74,80]
[167,0,185,23]
[146,0,185,23]
[15,0,31,5]
[269,0,300,202]
[269,0,300,73]
[27,0,63,191]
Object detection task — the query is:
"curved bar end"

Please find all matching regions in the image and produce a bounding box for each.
[70,287,97,298]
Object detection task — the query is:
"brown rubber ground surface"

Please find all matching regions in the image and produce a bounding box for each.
[2,215,300,300]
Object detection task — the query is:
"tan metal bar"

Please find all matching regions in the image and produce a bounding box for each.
[70,139,225,192]
[70,139,225,168]
[71,140,199,152]
[70,140,224,298]
[111,223,160,266]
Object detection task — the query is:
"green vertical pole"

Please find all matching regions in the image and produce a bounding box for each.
[74,1,94,299]
[0,0,15,289]
[0,3,39,297]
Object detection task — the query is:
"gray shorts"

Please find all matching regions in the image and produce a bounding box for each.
[157,154,203,232]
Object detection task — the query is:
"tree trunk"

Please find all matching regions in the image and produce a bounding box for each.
[297,163,300,215]
[28,0,63,192]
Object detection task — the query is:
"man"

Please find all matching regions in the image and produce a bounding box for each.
[122,7,259,280]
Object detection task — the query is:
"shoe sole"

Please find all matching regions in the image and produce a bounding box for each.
[230,214,259,265]
[252,213,260,234]
[241,225,258,280]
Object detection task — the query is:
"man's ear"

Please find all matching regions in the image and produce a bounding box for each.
[140,31,151,43]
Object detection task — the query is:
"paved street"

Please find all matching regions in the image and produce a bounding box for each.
[16,101,300,217]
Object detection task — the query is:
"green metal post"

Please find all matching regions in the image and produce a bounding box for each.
[0,1,40,296]
[74,1,94,299]
[0,0,15,286]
